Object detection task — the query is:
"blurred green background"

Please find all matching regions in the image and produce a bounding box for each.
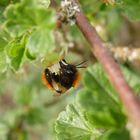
[0,0,140,140]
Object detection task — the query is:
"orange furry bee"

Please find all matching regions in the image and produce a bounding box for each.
[42,59,86,94]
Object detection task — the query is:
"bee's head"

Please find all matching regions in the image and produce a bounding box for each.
[59,59,77,75]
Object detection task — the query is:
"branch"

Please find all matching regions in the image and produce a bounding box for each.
[59,0,140,139]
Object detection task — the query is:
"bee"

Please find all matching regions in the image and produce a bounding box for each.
[42,59,86,94]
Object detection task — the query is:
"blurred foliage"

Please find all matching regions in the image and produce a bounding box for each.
[0,0,140,140]
[55,64,140,140]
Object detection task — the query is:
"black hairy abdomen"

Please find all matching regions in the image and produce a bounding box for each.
[60,69,77,89]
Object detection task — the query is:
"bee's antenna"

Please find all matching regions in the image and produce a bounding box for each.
[75,60,87,66]
[76,66,86,68]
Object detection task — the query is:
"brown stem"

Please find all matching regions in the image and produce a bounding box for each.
[74,0,140,136]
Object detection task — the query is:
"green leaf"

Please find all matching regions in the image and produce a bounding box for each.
[26,29,55,57]
[25,48,36,60]
[4,0,56,60]
[98,129,130,140]
[77,89,126,129]
[121,66,140,93]
[0,0,20,6]
[4,0,55,36]
[6,33,28,71]
[0,52,7,73]
[0,38,7,52]
[38,0,51,8]
[0,31,9,73]
[77,64,140,129]
[0,6,6,24]
[84,64,120,103]
[55,104,101,140]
